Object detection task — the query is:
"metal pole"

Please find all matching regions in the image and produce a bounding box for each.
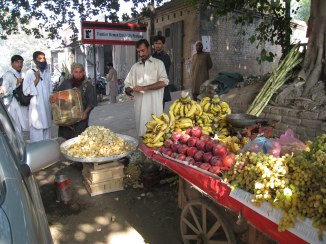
[150,0,155,49]
[93,44,97,101]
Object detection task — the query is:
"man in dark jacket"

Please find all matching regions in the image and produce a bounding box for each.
[152,35,171,108]
[56,63,97,140]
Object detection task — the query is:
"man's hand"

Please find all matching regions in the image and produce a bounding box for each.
[81,111,88,120]
[16,78,24,85]
[125,87,134,97]
[132,85,145,93]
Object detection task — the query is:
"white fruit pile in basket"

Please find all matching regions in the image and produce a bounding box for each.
[62,126,135,158]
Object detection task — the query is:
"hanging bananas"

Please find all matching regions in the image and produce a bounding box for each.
[144,113,171,148]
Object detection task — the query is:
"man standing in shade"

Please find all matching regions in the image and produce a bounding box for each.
[23,51,52,142]
[152,35,171,108]
[190,41,212,100]
[56,63,97,140]
[106,62,118,103]
[124,38,169,137]
[1,55,29,133]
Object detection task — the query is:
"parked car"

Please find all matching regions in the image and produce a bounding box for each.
[0,99,61,243]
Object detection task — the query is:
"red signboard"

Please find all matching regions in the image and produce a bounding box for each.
[81,21,147,45]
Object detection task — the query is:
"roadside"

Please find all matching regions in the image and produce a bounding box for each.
[37,96,182,244]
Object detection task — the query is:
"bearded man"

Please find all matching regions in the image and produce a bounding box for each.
[56,63,97,140]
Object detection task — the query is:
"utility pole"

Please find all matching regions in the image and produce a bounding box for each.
[149,0,155,49]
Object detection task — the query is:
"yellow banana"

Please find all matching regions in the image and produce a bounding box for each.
[173,101,182,115]
[195,103,203,116]
[145,121,156,130]
[211,95,220,104]
[159,113,169,124]
[200,97,211,107]
[169,99,180,113]
[185,104,197,118]
[152,131,165,143]
[203,102,211,112]
[179,105,185,117]
[178,117,193,124]
[146,141,164,148]
[151,114,165,125]
[169,110,175,128]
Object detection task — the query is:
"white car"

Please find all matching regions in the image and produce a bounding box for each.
[0,99,61,243]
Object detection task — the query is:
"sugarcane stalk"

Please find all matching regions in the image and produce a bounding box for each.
[246,44,302,116]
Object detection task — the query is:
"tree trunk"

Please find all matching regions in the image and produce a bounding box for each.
[299,0,326,96]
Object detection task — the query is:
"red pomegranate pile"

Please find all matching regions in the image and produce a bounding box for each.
[159,126,235,175]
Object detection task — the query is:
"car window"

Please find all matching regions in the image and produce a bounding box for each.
[0,101,25,161]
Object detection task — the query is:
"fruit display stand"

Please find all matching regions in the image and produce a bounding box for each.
[139,144,325,244]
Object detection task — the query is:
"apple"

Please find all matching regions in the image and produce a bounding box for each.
[199,163,211,171]
[159,147,165,154]
[210,156,223,166]
[203,152,213,163]
[194,150,204,162]
[178,144,189,155]
[196,139,206,151]
[176,154,187,161]
[185,156,195,165]
[172,132,182,141]
[164,139,173,148]
[162,147,173,156]
[180,133,190,144]
[186,147,198,157]
[209,166,221,175]
[187,137,199,147]
[171,143,180,152]
[191,126,202,138]
[222,153,235,168]
[205,140,217,152]
[212,144,228,157]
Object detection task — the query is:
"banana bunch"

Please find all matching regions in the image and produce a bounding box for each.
[143,113,170,147]
[195,112,214,135]
[169,95,203,120]
[174,117,195,131]
[218,136,251,153]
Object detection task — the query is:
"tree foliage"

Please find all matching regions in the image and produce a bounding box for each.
[195,0,294,62]
[0,0,164,40]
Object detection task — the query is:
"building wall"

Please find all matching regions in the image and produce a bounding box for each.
[144,0,285,88]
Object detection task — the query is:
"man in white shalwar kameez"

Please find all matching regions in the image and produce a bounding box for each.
[2,55,29,133]
[23,51,52,142]
[124,39,169,137]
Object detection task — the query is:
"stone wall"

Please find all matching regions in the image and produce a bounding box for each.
[222,85,326,141]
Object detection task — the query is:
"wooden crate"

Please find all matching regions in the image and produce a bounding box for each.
[82,161,124,184]
[83,177,124,197]
[87,160,124,170]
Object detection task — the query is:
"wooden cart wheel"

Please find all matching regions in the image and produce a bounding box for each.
[180,200,236,244]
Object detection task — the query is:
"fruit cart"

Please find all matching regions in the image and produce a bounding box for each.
[139,144,325,244]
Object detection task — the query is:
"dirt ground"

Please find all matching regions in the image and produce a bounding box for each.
[36,159,183,244]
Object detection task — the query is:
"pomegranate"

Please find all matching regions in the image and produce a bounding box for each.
[190,126,202,138]
[212,144,228,157]
[203,152,213,163]
[171,152,179,158]
[194,150,204,162]
[164,139,173,148]
[200,135,211,142]
[180,133,190,144]
[185,156,195,165]
[210,156,223,166]
[209,166,221,175]
[205,140,216,152]
[178,144,188,155]
[171,132,182,142]
[162,147,173,156]
[199,163,211,171]
[185,128,192,135]
[196,139,206,151]
[222,153,235,168]
[176,154,186,161]
[171,143,180,152]
[187,137,199,147]
[186,147,198,157]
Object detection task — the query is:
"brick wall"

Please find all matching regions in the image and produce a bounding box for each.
[222,85,326,141]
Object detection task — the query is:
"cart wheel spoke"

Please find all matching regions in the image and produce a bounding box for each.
[207,219,222,239]
[208,241,229,244]
[183,234,199,240]
[189,205,203,232]
[182,216,201,234]
[202,204,207,233]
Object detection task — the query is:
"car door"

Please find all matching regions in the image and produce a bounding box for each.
[0,101,53,244]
